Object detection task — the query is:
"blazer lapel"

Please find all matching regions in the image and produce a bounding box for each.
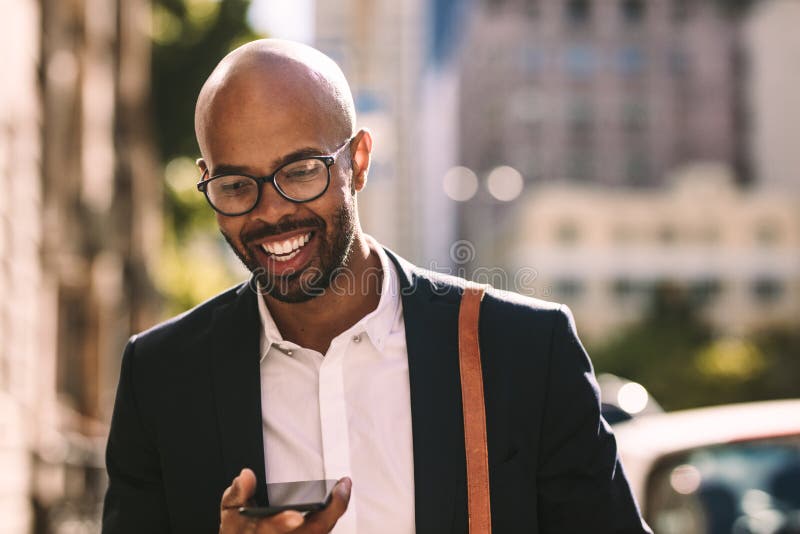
[209,281,269,505]
[386,249,466,534]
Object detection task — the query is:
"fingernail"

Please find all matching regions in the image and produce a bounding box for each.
[336,477,352,499]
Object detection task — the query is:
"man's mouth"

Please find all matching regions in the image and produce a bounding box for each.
[259,231,314,263]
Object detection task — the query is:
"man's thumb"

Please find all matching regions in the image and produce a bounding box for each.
[221,468,257,509]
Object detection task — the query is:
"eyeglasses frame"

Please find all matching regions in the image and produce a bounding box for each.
[196,138,352,216]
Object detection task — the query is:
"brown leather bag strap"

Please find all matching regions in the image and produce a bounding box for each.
[458,284,491,534]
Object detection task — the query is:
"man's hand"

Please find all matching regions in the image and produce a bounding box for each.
[219,469,352,534]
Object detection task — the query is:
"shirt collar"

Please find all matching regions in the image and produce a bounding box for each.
[256,280,286,360]
[256,234,401,360]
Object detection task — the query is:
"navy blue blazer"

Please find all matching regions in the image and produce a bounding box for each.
[103,249,651,533]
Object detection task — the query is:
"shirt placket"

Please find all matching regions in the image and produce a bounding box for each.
[318,336,357,533]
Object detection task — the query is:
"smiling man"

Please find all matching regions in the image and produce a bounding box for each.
[102,39,651,534]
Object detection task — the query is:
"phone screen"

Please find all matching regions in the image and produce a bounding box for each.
[239,479,338,518]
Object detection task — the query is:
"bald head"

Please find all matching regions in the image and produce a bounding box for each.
[194,39,356,162]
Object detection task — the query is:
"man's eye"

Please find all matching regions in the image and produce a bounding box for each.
[283,164,323,181]
[218,178,254,194]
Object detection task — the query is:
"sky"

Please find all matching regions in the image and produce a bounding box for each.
[247,0,315,44]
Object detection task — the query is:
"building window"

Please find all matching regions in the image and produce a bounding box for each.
[657,224,678,245]
[525,0,540,17]
[690,278,722,306]
[669,48,690,77]
[566,0,591,26]
[569,98,594,136]
[621,0,646,25]
[612,278,635,299]
[612,278,651,300]
[519,45,545,75]
[556,278,585,299]
[618,46,646,77]
[565,46,597,79]
[673,0,691,23]
[755,221,781,246]
[556,220,580,244]
[623,101,647,133]
[486,0,506,13]
[699,225,721,244]
[566,151,595,182]
[752,277,784,304]
[626,152,651,186]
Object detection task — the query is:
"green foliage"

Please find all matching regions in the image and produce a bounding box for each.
[747,326,800,400]
[150,0,260,316]
[152,0,260,163]
[590,283,714,411]
[590,282,800,411]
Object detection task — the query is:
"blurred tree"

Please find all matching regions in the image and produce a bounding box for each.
[150,0,260,316]
[748,326,800,400]
[590,283,716,411]
[590,282,800,411]
[152,0,259,163]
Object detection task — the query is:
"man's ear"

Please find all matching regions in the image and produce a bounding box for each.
[350,129,373,194]
[197,158,207,174]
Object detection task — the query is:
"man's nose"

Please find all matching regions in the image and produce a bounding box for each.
[249,180,299,221]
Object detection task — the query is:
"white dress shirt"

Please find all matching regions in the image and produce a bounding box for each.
[257,237,416,533]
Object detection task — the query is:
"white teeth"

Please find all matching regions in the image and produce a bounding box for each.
[261,232,312,258]
[273,249,300,262]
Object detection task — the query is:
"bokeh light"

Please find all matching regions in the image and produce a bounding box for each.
[443,165,478,201]
[669,464,702,495]
[617,382,649,414]
[486,165,524,202]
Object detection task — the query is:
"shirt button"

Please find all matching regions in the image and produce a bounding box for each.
[352,334,362,343]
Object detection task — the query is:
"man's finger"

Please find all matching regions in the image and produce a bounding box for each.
[253,511,305,534]
[300,477,352,532]
[221,468,257,510]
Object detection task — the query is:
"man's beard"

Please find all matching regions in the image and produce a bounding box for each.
[221,203,356,303]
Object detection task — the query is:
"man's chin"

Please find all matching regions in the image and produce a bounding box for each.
[253,267,327,303]
[266,287,319,304]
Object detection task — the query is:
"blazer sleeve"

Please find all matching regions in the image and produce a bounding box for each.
[102,337,171,534]
[536,306,652,533]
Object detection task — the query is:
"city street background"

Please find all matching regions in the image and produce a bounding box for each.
[1,0,798,532]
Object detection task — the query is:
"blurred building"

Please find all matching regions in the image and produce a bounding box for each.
[507,163,800,341]
[745,0,800,192]
[446,0,800,343]
[458,0,745,188]
[314,0,422,259]
[0,0,160,532]
[314,0,471,267]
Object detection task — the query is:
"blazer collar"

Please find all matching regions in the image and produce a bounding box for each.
[385,248,466,534]
[208,281,270,505]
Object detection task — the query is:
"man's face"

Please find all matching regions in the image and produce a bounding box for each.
[198,76,359,303]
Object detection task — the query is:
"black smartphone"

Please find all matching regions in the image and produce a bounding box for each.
[238,479,339,518]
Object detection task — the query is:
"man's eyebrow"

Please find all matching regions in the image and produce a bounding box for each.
[210,146,326,177]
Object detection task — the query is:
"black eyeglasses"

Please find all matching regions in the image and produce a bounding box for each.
[197,139,352,216]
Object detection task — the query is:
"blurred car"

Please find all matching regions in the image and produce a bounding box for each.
[614,399,800,534]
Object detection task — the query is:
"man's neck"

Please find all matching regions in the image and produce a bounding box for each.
[263,233,383,354]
